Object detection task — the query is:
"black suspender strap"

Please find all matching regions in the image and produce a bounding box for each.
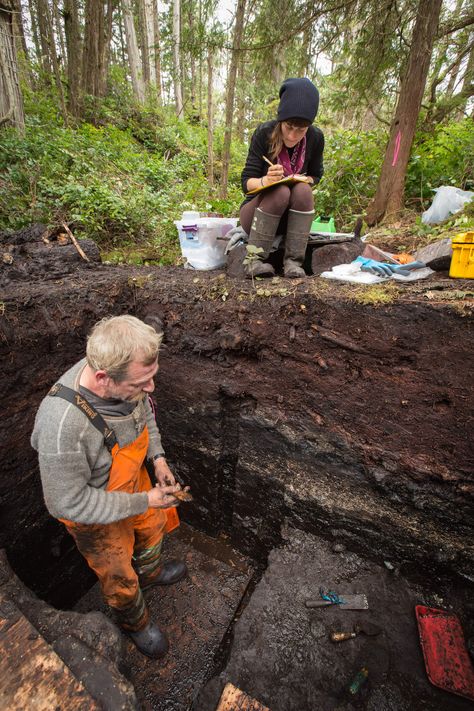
[48,383,118,453]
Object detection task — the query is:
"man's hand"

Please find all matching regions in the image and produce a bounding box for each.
[147,483,181,509]
[154,457,176,486]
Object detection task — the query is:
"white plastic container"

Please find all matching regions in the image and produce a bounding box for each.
[175,216,238,270]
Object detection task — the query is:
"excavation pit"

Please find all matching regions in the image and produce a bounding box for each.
[0,229,473,709]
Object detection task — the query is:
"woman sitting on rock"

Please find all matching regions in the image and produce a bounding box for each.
[240,77,325,278]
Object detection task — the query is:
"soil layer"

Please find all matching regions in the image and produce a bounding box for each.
[0,260,473,605]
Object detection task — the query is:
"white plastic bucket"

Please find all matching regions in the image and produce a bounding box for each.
[175,217,238,270]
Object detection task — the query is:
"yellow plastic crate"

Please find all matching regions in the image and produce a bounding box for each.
[449,231,474,279]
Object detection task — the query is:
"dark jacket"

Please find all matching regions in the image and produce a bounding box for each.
[241,120,325,205]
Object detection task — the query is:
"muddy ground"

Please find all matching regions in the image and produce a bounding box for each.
[195,528,474,711]
[0,227,473,709]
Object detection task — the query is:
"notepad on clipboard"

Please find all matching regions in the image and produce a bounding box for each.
[246,175,310,196]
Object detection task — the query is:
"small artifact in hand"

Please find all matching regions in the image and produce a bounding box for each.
[173,486,193,502]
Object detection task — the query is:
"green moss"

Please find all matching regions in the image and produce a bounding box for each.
[349,283,399,305]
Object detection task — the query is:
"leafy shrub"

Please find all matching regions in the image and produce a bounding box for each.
[406,119,474,207]
[312,129,385,229]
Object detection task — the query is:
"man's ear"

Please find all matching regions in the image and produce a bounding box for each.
[94,369,110,385]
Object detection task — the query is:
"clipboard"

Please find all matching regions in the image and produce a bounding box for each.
[246,175,310,196]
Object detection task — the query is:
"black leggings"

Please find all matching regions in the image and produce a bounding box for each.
[239,182,314,235]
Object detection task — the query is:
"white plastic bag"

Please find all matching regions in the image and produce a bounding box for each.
[422,186,473,224]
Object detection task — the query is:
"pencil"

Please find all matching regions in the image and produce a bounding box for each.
[262,155,274,167]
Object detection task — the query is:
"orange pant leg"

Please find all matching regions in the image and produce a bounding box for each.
[64,518,147,626]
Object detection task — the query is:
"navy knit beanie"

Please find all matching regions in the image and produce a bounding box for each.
[277,77,319,123]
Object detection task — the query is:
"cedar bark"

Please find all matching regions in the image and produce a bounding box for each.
[44,0,68,124]
[12,0,30,66]
[63,0,82,117]
[220,0,246,197]
[52,0,66,63]
[9,0,33,90]
[138,0,150,83]
[0,0,25,130]
[188,2,196,111]
[144,0,156,86]
[36,0,53,78]
[101,0,115,96]
[82,0,106,100]
[152,0,162,104]
[28,0,41,64]
[366,0,443,225]
[207,47,214,186]
[235,51,245,142]
[172,0,183,118]
[122,0,145,103]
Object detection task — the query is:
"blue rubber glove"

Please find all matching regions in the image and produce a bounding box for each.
[388,260,426,276]
[355,257,393,277]
[355,257,426,277]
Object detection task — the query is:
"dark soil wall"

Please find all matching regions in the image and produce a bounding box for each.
[1,262,473,606]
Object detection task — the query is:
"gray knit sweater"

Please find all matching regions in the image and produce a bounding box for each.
[31,359,165,525]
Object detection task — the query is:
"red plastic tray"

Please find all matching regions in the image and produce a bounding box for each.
[416,605,474,701]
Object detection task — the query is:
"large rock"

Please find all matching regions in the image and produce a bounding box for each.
[311,239,365,275]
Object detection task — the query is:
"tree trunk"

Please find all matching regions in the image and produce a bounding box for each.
[152,0,162,104]
[220,0,246,198]
[143,0,156,87]
[0,0,25,131]
[458,38,474,116]
[366,0,443,226]
[82,0,106,101]
[52,0,66,64]
[235,51,246,142]
[188,2,196,112]
[138,0,150,84]
[122,0,145,103]
[429,37,474,125]
[172,0,183,118]
[101,0,115,97]
[63,0,82,117]
[36,0,53,79]
[117,1,127,66]
[45,0,69,125]
[28,0,41,66]
[207,47,214,187]
[10,0,33,90]
[197,0,202,118]
[12,0,30,65]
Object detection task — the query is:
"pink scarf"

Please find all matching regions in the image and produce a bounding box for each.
[278,135,306,176]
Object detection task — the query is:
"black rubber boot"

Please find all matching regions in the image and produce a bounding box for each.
[141,559,187,590]
[245,208,281,278]
[284,209,314,278]
[128,621,169,658]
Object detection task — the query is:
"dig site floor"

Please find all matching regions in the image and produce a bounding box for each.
[75,522,474,711]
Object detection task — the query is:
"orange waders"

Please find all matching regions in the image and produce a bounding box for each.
[61,425,167,632]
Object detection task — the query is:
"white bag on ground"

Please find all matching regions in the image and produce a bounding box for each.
[422,186,473,224]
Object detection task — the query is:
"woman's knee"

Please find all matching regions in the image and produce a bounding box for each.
[260,185,291,214]
[289,182,314,211]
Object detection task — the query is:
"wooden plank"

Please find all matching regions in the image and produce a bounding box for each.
[0,600,100,711]
[216,682,270,711]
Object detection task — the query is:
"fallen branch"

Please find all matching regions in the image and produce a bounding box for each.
[61,222,90,262]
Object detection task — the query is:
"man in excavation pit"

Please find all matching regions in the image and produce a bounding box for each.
[31,314,187,659]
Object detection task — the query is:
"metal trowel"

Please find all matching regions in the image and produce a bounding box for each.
[305,594,368,610]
